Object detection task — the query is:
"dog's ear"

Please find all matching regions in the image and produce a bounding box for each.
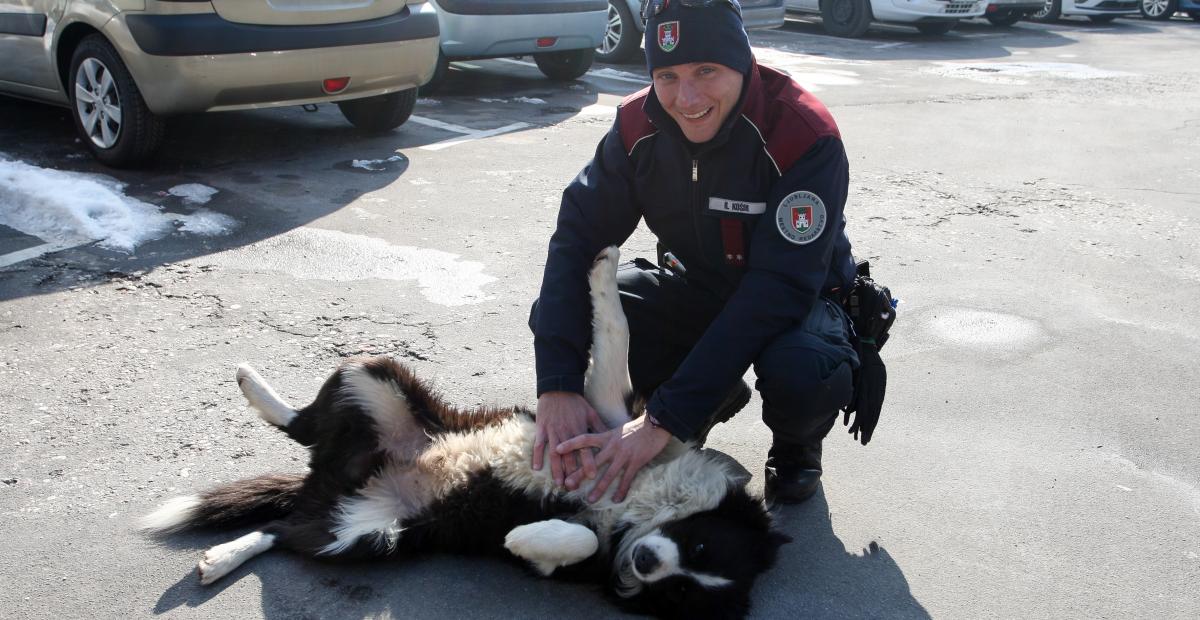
[712,486,773,532]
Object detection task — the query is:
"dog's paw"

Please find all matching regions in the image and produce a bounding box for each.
[197,544,239,586]
[588,246,620,296]
[505,519,599,576]
[235,365,296,427]
[197,532,275,586]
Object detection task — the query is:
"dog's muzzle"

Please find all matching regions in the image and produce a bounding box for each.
[633,543,661,576]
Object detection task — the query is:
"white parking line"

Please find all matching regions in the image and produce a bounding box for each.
[408,115,480,135]
[420,122,532,151]
[494,58,649,85]
[874,42,909,50]
[408,116,532,151]
[0,241,78,269]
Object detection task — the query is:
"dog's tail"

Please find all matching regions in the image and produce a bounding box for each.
[139,473,304,534]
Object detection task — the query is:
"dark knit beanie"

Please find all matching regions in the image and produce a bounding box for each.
[644,0,752,75]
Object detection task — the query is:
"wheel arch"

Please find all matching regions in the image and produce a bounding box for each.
[54,22,106,95]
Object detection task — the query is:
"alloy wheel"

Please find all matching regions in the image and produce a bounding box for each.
[1033,0,1055,18]
[74,58,122,149]
[1142,0,1170,16]
[600,4,623,55]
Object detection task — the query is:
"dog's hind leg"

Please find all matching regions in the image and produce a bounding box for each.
[197,529,277,585]
[236,364,325,446]
[237,364,298,428]
[585,246,634,429]
[504,519,599,576]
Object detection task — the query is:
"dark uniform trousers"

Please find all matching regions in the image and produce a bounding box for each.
[531,261,860,446]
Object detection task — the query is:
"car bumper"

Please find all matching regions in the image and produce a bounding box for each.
[985,1,1044,12]
[874,0,988,21]
[742,3,787,30]
[1062,0,1140,14]
[435,5,606,57]
[108,4,440,114]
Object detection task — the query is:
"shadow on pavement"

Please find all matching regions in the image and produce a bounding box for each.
[756,490,931,619]
[0,62,610,303]
[146,483,926,619]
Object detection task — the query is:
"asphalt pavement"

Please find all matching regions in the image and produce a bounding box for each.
[1,14,1198,620]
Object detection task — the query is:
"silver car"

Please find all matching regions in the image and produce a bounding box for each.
[420,0,607,93]
[0,0,441,167]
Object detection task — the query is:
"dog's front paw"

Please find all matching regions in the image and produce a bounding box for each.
[589,246,620,295]
[504,519,599,576]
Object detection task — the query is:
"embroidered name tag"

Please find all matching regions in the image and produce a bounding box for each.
[708,197,766,215]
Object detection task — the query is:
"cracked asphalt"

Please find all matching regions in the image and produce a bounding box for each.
[2,15,1199,620]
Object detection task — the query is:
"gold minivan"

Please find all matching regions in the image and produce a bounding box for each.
[0,0,440,167]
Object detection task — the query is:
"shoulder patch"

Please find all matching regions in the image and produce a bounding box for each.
[775,191,827,245]
[742,65,841,174]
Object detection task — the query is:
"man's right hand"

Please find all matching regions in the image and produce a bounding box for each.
[534,391,603,488]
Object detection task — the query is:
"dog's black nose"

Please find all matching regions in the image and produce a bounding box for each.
[633,544,659,575]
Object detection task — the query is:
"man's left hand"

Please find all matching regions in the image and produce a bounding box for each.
[556,415,672,503]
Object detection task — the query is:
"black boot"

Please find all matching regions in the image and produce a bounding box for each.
[694,380,753,446]
[764,440,822,504]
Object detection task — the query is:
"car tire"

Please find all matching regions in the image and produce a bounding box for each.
[418,50,450,96]
[820,0,872,38]
[1139,0,1177,19]
[337,89,418,133]
[597,0,642,64]
[1029,0,1062,21]
[916,21,956,35]
[68,34,164,168]
[535,48,595,81]
[1087,14,1118,21]
[986,10,1024,26]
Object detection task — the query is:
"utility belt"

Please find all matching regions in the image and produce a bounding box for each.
[656,245,897,446]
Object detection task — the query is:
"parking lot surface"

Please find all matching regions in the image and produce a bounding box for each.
[2,16,1199,620]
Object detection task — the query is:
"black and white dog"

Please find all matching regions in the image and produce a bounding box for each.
[142,247,789,619]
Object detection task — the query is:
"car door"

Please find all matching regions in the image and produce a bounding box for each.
[0,0,59,91]
[785,0,821,13]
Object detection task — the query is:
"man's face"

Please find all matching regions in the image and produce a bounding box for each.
[652,62,744,144]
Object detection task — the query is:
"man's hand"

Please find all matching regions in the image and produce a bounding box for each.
[556,415,672,503]
[534,392,604,487]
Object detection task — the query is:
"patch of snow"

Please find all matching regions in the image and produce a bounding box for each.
[0,157,235,252]
[351,155,404,171]
[168,183,218,205]
[174,209,237,236]
[587,68,648,83]
[576,104,615,118]
[416,98,441,106]
[923,62,1130,85]
[478,98,506,103]
[514,97,546,105]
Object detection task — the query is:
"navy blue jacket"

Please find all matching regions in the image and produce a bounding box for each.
[534,61,857,441]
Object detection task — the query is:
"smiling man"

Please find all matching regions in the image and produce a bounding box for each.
[529,0,868,506]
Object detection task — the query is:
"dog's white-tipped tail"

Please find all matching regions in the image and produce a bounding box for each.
[236,364,297,427]
[140,495,202,533]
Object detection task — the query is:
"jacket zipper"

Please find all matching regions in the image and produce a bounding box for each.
[691,158,703,259]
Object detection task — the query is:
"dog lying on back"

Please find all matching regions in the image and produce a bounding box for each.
[142,247,789,619]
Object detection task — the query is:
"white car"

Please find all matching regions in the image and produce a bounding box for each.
[421,0,607,92]
[596,0,785,64]
[786,0,987,37]
[1028,0,1140,21]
